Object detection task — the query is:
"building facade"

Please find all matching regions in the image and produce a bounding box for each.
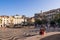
[0,16,9,27]
[0,15,28,27]
[13,15,27,24]
[34,8,60,22]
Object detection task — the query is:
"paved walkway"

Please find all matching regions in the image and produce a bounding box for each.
[0,27,60,40]
[40,34,60,40]
[24,32,60,40]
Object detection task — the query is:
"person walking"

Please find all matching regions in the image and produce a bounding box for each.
[39,24,46,35]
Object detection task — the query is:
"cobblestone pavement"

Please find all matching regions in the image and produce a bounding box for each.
[40,34,60,40]
[0,27,39,40]
[0,27,60,40]
[25,32,60,40]
[0,27,27,40]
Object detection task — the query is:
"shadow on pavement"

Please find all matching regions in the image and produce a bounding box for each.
[40,34,60,40]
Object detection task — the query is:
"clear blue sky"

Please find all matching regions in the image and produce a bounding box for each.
[0,0,60,17]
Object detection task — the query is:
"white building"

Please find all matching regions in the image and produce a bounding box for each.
[0,15,28,27]
[13,15,27,24]
[35,8,60,21]
[0,16,9,27]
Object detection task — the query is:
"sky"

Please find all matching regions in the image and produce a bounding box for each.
[0,0,60,17]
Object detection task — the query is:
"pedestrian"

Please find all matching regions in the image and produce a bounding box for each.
[39,25,46,35]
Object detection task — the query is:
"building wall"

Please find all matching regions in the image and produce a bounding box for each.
[35,8,60,22]
[0,15,27,27]
[13,18,24,24]
[13,15,27,24]
[34,14,43,20]
[0,17,2,27]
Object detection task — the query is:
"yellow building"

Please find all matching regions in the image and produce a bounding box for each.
[0,17,2,27]
[0,15,28,27]
[8,16,14,24]
[30,17,35,23]
[27,17,35,24]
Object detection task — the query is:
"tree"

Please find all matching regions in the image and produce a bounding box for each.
[35,19,42,25]
[57,18,60,23]
[54,13,60,22]
[52,13,60,27]
[57,18,60,27]
[50,20,56,28]
[42,19,48,24]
